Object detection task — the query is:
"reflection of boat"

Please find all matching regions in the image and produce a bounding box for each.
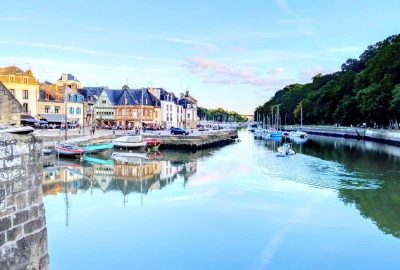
[55,142,85,157]
[113,135,146,149]
[277,143,296,156]
[254,127,263,137]
[0,126,34,134]
[83,142,114,153]
[145,138,162,151]
[83,154,114,166]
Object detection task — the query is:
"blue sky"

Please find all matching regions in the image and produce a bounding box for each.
[1,0,399,114]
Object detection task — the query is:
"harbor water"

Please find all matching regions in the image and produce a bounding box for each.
[3,129,400,269]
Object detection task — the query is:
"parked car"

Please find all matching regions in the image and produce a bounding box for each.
[170,127,189,135]
[198,125,208,131]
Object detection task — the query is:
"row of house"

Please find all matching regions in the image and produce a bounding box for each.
[0,66,198,129]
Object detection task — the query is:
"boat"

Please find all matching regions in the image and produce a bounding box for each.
[42,148,54,155]
[0,126,34,134]
[262,129,271,139]
[113,134,146,149]
[277,143,296,156]
[145,137,162,151]
[270,129,283,138]
[83,142,114,153]
[83,154,114,166]
[254,126,263,137]
[55,142,85,157]
[289,130,307,138]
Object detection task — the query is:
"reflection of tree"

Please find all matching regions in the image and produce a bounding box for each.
[301,137,400,238]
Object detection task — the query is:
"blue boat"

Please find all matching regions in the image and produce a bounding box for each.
[83,142,114,154]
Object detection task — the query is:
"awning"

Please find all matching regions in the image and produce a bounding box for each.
[21,118,37,123]
[39,120,48,124]
[40,114,66,123]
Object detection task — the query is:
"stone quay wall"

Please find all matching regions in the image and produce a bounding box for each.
[0,134,48,270]
[284,125,400,146]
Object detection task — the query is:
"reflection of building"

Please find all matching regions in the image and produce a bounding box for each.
[41,155,198,200]
[0,134,48,269]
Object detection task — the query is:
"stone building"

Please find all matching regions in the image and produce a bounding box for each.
[0,133,49,269]
[0,82,24,125]
[178,91,198,129]
[0,66,40,117]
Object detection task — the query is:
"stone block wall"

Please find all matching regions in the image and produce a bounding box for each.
[0,134,48,270]
[0,81,23,125]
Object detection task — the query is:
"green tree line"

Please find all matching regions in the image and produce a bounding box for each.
[255,34,400,128]
[197,107,248,122]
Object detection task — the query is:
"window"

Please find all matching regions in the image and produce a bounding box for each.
[23,77,28,84]
[187,113,191,119]
[9,76,15,83]
[23,103,28,113]
[10,89,15,96]
[45,106,50,113]
[55,106,60,113]
[69,107,74,114]
[45,93,50,100]
[76,108,81,114]
[102,100,106,104]
[23,90,29,99]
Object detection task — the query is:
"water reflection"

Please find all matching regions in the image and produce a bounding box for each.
[42,150,201,211]
[0,135,48,270]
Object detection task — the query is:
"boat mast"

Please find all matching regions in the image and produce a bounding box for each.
[64,86,68,141]
[141,88,144,134]
[300,104,303,129]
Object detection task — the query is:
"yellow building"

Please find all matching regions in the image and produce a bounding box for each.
[0,66,39,117]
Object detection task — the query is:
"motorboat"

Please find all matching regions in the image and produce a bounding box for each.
[289,130,308,138]
[0,126,34,134]
[145,137,162,151]
[277,143,296,156]
[113,134,146,149]
[55,142,85,157]
[262,129,271,140]
[269,129,283,138]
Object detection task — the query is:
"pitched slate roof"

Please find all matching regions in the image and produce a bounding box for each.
[78,87,105,101]
[103,89,124,105]
[58,73,80,82]
[177,98,195,108]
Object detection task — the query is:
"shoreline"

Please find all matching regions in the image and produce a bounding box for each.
[284,125,400,147]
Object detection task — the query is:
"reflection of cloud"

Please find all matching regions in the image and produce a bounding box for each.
[184,56,292,88]
[251,205,313,270]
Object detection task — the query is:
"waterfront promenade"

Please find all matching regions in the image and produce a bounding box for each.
[35,128,238,150]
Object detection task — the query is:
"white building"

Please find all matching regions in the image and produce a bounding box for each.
[148,88,179,129]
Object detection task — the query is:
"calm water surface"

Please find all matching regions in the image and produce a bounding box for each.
[43,130,400,269]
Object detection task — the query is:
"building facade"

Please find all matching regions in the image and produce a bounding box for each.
[0,66,39,117]
[178,91,198,129]
[0,81,24,125]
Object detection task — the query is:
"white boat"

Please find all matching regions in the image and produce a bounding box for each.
[289,130,307,138]
[55,142,85,157]
[254,127,263,137]
[262,129,271,139]
[0,126,34,134]
[277,143,296,156]
[113,134,146,149]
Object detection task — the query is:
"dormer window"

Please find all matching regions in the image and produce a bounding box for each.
[45,93,50,100]
[9,75,15,83]
[23,77,28,84]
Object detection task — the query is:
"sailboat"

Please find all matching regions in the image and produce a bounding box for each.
[289,105,307,138]
[55,86,85,157]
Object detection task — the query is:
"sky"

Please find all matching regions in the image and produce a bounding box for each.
[0,0,399,114]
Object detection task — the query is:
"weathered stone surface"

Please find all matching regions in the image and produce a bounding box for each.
[0,133,48,270]
[12,210,29,226]
[6,226,22,242]
[15,193,27,210]
[24,217,45,234]
[0,217,11,231]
